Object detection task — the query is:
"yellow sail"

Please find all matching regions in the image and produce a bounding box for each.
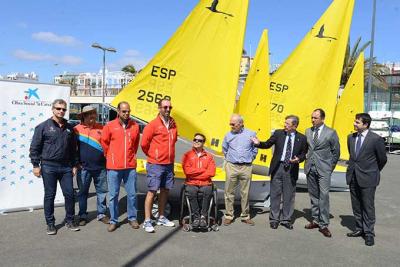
[235,30,272,168]
[270,0,355,133]
[333,52,364,160]
[112,0,249,153]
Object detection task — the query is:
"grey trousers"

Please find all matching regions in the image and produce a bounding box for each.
[270,164,296,223]
[306,165,331,228]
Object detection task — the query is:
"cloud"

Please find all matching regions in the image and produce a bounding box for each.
[32,32,80,46]
[13,49,83,65]
[108,49,149,71]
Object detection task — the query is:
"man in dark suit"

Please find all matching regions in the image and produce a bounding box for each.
[346,113,387,246]
[304,108,340,238]
[252,115,308,229]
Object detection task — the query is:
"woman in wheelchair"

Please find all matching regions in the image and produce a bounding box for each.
[182,133,216,228]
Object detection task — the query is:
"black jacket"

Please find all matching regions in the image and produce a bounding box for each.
[255,129,308,180]
[29,118,77,167]
[346,131,387,187]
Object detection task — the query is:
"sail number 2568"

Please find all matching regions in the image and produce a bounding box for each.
[137,90,171,103]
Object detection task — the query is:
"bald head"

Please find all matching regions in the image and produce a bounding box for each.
[229,114,244,133]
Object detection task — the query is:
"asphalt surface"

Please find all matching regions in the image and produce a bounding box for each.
[0,154,399,267]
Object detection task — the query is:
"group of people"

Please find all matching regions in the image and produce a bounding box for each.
[30,99,387,246]
[30,98,178,234]
[224,109,387,246]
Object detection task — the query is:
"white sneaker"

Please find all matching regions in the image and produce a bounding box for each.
[143,220,155,233]
[156,216,175,227]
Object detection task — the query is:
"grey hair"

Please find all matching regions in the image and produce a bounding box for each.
[285,115,299,126]
[52,99,67,108]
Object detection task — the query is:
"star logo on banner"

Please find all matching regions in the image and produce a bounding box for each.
[24,88,40,100]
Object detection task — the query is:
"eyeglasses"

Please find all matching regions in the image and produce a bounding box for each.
[229,123,236,126]
[193,138,205,143]
[120,110,130,113]
[161,106,173,110]
[54,107,67,112]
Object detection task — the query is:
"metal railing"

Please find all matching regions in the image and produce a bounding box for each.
[70,88,124,97]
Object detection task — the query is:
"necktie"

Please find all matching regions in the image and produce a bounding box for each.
[355,133,362,157]
[313,127,319,145]
[284,135,292,168]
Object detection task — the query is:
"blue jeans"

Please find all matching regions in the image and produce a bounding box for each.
[41,164,75,225]
[77,168,108,220]
[107,169,137,224]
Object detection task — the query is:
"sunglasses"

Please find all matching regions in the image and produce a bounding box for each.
[193,138,205,143]
[161,106,173,110]
[54,107,67,112]
[229,123,237,126]
[120,110,130,113]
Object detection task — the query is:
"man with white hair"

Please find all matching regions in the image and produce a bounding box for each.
[222,114,258,226]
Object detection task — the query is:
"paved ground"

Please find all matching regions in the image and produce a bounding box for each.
[1,154,399,267]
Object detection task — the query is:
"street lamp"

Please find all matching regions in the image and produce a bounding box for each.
[91,42,117,122]
[366,0,376,112]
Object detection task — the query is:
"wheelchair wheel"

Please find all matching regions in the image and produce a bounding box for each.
[213,187,219,225]
[182,223,192,232]
[210,224,219,232]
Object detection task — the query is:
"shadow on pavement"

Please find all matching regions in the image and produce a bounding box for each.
[339,215,356,231]
[122,226,181,266]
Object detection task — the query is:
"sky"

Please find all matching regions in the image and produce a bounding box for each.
[0,0,399,83]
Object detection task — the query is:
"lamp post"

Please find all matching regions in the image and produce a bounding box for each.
[91,42,116,123]
[366,0,376,112]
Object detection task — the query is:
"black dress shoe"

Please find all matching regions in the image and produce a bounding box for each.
[347,230,364,237]
[280,222,293,230]
[270,222,279,229]
[365,235,374,246]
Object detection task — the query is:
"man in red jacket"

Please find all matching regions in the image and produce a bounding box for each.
[141,99,178,233]
[101,101,140,232]
[182,133,216,228]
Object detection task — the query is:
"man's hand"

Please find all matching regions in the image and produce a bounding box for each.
[72,166,78,177]
[251,136,260,145]
[33,167,41,178]
[289,156,300,164]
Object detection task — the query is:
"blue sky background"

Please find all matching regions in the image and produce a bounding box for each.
[0,0,398,83]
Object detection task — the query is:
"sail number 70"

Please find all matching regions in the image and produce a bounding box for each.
[271,103,284,113]
[137,90,171,103]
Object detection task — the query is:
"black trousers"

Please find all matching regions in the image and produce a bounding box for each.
[349,176,376,236]
[186,185,213,219]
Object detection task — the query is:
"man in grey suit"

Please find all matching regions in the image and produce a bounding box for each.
[346,113,387,246]
[304,108,340,238]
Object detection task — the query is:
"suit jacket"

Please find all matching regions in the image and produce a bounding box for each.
[304,125,340,177]
[256,129,308,180]
[346,131,387,187]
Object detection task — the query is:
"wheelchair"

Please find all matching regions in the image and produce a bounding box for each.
[179,183,219,232]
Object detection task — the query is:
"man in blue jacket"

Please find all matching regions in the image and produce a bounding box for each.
[29,99,80,235]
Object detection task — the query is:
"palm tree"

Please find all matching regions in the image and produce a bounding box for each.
[121,64,136,74]
[341,37,388,89]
